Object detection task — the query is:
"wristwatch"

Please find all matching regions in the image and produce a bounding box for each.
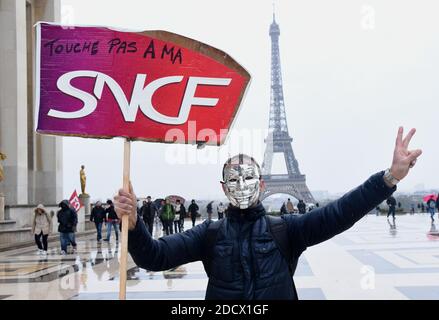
[383,168,399,187]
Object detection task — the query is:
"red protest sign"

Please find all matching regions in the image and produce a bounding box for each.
[35,23,250,146]
[69,190,83,212]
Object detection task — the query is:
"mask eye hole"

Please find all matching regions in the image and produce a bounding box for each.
[228,178,238,183]
[245,176,254,180]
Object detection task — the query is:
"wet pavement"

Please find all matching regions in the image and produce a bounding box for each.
[0,214,438,300]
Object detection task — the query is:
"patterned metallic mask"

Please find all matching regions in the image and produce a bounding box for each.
[222,154,262,209]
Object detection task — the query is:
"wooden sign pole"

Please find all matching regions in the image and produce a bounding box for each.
[119,139,131,300]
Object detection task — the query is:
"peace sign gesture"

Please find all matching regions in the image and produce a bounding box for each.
[390,127,422,181]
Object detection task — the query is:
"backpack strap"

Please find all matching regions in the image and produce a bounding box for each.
[265,215,292,263]
[265,214,299,299]
[265,215,299,275]
[203,218,226,277]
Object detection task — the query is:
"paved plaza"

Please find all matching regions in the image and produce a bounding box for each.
[0,214,438,300]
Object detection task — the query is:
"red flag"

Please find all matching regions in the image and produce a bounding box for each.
[69,190,83,212]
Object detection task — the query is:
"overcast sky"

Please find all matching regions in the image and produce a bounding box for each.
[60,0,439,202]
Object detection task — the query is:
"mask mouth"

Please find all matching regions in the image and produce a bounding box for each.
[232,193,253,200]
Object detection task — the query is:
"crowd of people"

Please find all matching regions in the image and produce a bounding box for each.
[280,198,319,215]
[137,198,228,236]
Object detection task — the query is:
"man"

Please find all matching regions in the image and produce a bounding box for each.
[286,198,294,214]
[188,200,199,227]
[217,202,226,220]
[90,201,106,241]
[105,200,119,242]
[427,197,436,222]
[160,199,175,235]
[206,202,213,221]
[57,200,77,255]
[173,199,186,233]
[386,195,397,220]
[297,199,306,214]
[114,127,421,300]
[280,202,288,215]
[410,203,415,215]
[140,197,157,235]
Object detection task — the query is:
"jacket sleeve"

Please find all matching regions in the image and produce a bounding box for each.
[31,213,36,234]
[45,212,53,233]
[71,210,78,225]
[128,216,209,271]
[90,208,94,222]
[282,171,396,258]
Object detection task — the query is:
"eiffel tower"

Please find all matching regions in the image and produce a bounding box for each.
[260,12,315,203]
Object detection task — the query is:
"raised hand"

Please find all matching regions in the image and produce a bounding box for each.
[390,127,422,181]
[114,181,138,231]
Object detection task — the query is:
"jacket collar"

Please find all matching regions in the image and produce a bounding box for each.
[227,202,266,223]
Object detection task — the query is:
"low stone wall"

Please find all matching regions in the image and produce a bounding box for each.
[0,204,89,247]
[0,227,32,243]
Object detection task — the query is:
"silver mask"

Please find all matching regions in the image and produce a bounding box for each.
[222,154,262,209]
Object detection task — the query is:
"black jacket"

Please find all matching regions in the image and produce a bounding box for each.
[188,203,199,215]
[90,206,106,223]
[57,201,78,233]
[106,205,118,221]
[140,202,157,223]
[127,172,395,300]
[297,201,306,214]
[386,196,397,207]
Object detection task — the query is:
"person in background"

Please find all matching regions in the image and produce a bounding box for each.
[421,203,425,213]
[160,198,175,235]
[286,198,294,214]
[57,200,77,255]
[32,204,52,256]
[90,201,106,242]
[188,200,199,227]
[158,199,165,232]
[436,194,439,217]
[427,197,436,222]
[375,206,381,216]
[386,196,397,220]
[297,199,306,214]
[140,197,157,235]
[174,199,186,233]
[410,203,415,215]
[179,200,187,232]
[206,202,213,221]
[217,202,226,220]
[105,200,119,242]
[280,202,287,215]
